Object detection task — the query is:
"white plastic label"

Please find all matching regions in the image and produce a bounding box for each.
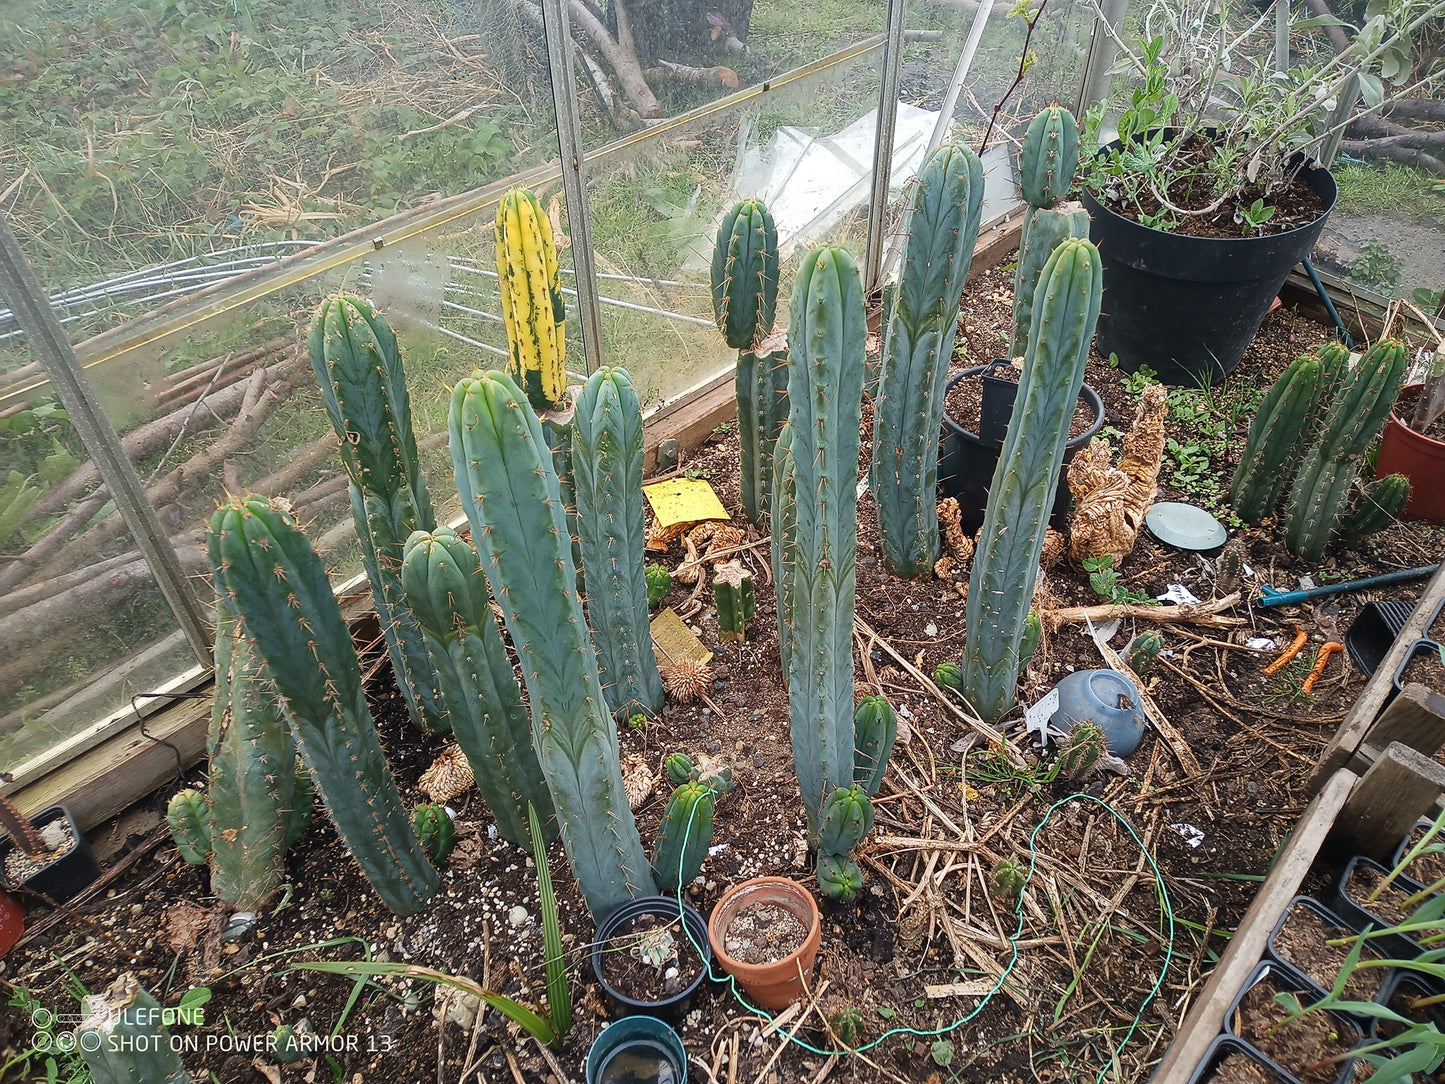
[1024,687,1061,745]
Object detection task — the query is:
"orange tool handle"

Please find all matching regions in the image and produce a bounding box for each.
[1301,642,1344,694]
[1264,625,1309,675]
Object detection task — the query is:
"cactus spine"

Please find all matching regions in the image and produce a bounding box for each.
[852,695,897,798]
[496,188,567,411]
[871,143,985,577]
[713,560,755,643]
[711,199,786,524]
[652,781,716,892]
[1345,473,1410,542]
[209,495,439,917]
[307,294,446,737]
[1228,353,1325,522]
[400,527,553,848]
[450,370,655,919]
[776,246,867,835]
[571,367,664,719]
[1284,339,1409,562]
[79,974,193,1084]
[961,238,1102,720]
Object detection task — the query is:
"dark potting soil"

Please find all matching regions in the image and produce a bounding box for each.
[596,912,704,1004]
[1401,824,1445,888]
[1398,645,1445,692]
[1093,133,1328,238]
[942,362,1097,442]
[1345,864,1421,928]
[721,902,808,965]
[1211,1050,1289,1083]
[1379,976,1445,1039]
[1274,903,1385,1001]
[1231,977,1363,1084]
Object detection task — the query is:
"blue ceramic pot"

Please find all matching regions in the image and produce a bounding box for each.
[1050,670,1144,756]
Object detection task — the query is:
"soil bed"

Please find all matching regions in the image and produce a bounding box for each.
[3,263,1443,1083]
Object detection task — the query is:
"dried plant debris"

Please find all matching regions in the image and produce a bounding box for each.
[418,745,474,804]
[1068,383,1168,568]
[662,655,713,702]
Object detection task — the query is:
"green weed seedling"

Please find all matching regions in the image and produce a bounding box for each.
[1080,555,1155,606]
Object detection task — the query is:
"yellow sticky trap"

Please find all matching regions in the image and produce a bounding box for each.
[643,478,729,529]
[650,607,712,669]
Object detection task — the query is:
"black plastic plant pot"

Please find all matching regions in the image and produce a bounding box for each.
[937,363,1106,535]
[1187,1033,1303,1084]
[1080,136,1337,386]
[0,804,100,905]
[1225,962,1362,1084]
[1267,895,1391,1009]
[586,1014,688,1084]
[590,896,712,1023]
[1373,969,1445,1040]
[1333,855,1436,965]
[1394,638,1445,696]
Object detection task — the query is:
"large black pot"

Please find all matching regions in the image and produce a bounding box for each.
[1081,138,1337,386]
[938,361,1104,535]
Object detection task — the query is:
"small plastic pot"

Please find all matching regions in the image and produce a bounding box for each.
[1187,1034,1301,1084]
[708,876,821,1011]
[0,888,24,958]
[1373,969,1445,1040]
[585,1015,687,1084]
[1225,962,1361,1084]
[0,805,100,904]
[1375,385,1445,524]
[1268,895,1390,1007]
[1333,856,1435,964]
[590,896,711,1022]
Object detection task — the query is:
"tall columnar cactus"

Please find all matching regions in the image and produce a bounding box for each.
[400,527,553,847]
[1284,338,1409,562]
[209,495,439,917]
[960,238,1102,720]
[711,199,786,524]
[79,974,193,1084]
[771,420,797,675]
[450,370,655,918]
[1010,106,1086,360]
[165,588,313,910]
[871,143,985,577]
[571,367,663,719]
[777,245,866,834]
[1228,353,1325,522]
[307,294,446,737]
[496,188,567,412]
[651,781,716,892]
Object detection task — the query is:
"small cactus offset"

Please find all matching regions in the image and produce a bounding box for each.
[817,851,864,903]
[990,856,1028,903]
[817,785,876,858]
[450,370,656,918]
[209,495,439,917]
[79,974,193,1084]
[1284,338,1409,562]
[713,560,755,643]
[646,564,672,609]
[664,751,695,786]
[933,662,963,691]
[871,143,985,577]
[852,695,898,799]
[1056,722,1106,780]
[495,187,567,411]
[652,781,716,892]
[412,804,456,866]
[307,294,446,737]
[1127,629,1166,675]
[571,367,664,719]
[400,527,553,848]
[1019,104,1081,209]
[1344,473,1410,544]
[961,238,1102,720]
[778,246,867,835]
[1020,610,1043,670]
[1228,353,1325,522]
[167,789,210,866]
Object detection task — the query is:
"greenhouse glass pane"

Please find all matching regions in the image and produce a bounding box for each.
[583,48,888,408]
[1,0,560,344]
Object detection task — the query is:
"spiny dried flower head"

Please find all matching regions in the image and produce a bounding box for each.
[662,655,713,703]
[418,745,473,803]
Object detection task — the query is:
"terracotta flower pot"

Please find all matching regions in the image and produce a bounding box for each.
[707,876,821,1010]
[1375,385,1445,524]
[0,888,24,958]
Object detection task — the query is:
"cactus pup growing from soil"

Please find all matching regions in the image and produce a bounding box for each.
[871,143,984,577]
[307,293,446,737]
[400,527,553,848]
[571,366,664,720]
[209,495,438,917]
[450,370,655,919]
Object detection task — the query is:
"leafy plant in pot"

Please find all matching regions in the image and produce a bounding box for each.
[1376,346,1445,523]
[0,794,99,905]
[1078,0,1440,385]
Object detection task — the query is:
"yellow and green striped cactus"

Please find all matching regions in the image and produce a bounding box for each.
[495,188,567,411]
